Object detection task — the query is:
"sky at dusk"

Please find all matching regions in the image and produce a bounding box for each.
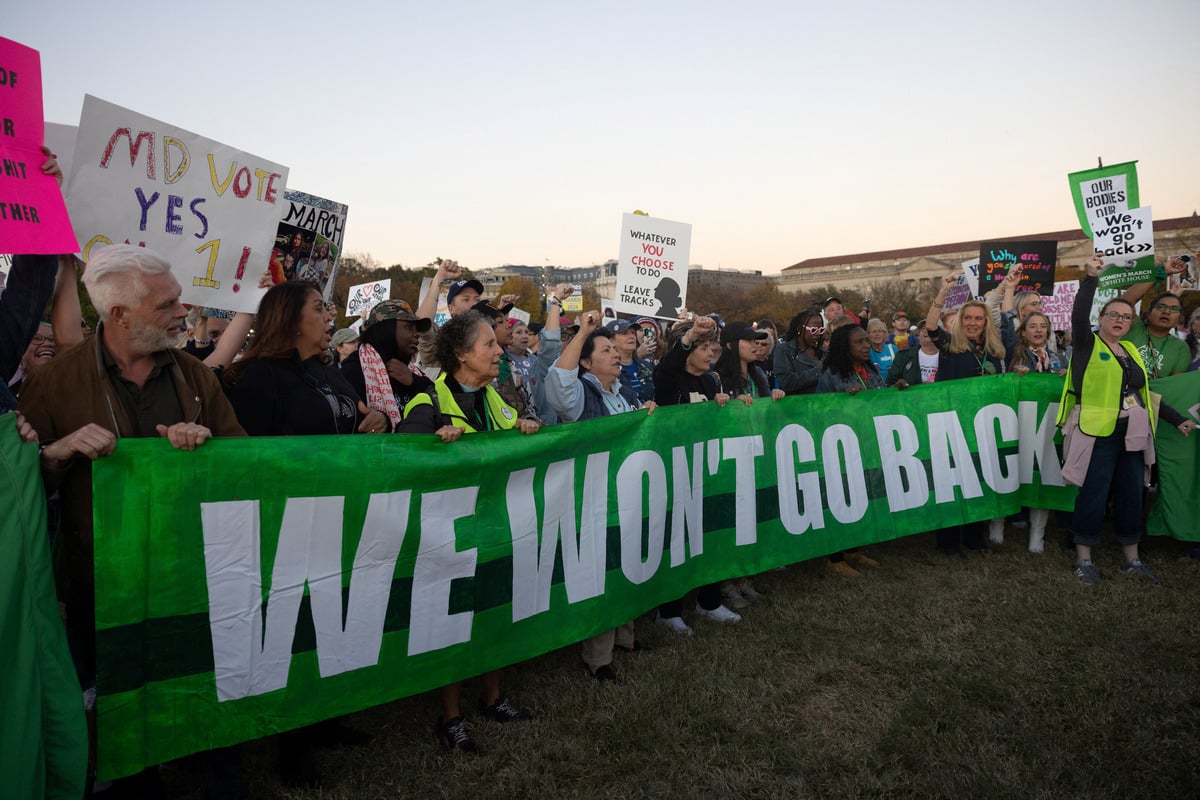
[8,1,1199,273]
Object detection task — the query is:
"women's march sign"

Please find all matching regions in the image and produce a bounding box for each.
[0,37,78,255]
[614,212,691,321]
[1068,160,1139,239]
[65,95,289,312]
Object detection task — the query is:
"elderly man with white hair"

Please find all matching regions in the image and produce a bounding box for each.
[18,243,246,796]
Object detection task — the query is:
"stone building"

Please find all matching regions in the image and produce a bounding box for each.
[775,215,1200,296]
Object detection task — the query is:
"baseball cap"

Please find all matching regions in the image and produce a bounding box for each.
[330,328,359,348]
[721,321,769,346]
[892,310,909,321]
[604,319,634,334]
[470,299,515,320]
[446,279,485,305]
[362,299,433,332]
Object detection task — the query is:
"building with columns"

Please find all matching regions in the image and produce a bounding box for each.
[776,215,1200,296]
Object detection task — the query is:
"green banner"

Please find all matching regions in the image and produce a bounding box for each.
[93,373,1082,778]
[1068,160,1139,238]
[1147,370,1200,541]
[0,415,88,799]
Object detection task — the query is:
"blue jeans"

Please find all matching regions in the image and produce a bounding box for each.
[1071,420,1143,548]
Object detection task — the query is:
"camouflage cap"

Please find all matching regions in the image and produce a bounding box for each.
[363,299,432,332]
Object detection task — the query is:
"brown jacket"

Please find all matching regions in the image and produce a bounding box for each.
[17,330,245,586]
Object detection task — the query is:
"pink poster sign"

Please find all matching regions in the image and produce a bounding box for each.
[0,37,79,255]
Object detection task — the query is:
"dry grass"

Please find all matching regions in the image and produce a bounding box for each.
[164,529,1200,799]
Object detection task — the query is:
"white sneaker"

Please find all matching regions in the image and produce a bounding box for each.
[720,584,749,609]
[735,578,762,601]
[694,603,741,624]
[988,518,1005,545]
[654,612,693,636]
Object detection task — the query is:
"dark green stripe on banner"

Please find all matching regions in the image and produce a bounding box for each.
[96,448,1027,696]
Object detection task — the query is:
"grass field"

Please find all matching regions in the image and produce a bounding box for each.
[167,527,1200,799]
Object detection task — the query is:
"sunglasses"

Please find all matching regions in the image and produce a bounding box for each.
[804,325,826,335]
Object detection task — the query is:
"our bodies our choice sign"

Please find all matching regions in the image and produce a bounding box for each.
[66,95,288,313]
[613,212,691,321]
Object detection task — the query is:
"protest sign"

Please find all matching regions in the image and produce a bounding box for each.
[961,258,981,298]
[418,277,451,326]
[1089,285,1122,328]
[0,38,79,255]
[43,122,77,192]
[1068,161,1138,238]
[92,373,1084,779]
[0,252,10,292]
[1092,205,1155,289]
[979,241,1057,295]
[65,95,288,313]
[1165,256,1198,294]
[509,307,531,325]
[346,278,391,318]
[271,189,348,299]
[942,273,973,314]
[562,284,583,313]
[614,212,690,321]
[1041,280,1078,331]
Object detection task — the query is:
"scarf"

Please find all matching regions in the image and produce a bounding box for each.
[358,343,401,429]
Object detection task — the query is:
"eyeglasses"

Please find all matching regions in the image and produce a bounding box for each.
[1103,312,1134,322]
[1152,304,1182,314]
[804,325,826,335]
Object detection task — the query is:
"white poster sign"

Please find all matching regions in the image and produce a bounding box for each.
[65,95,289,313]
[346,279,391,317]
[614,212,691,321]
[1078,172,1130,241]
[1092,205,1154,268]
[961,258,981,298]
[1041,280,1078,331]
[418,277,451,326]
[562,284,583,313]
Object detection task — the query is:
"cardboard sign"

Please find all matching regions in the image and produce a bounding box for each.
[65,95,289,313]
[346,279,390,318]
[979,241,1057,295]
[614,212,691,321]
[1041,280,1078,331]
[1093,205,1155,289]
[562,284,583,312]
[271,189,348,300]
[0,37,79,255]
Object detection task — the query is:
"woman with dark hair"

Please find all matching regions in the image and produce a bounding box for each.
[711,321,784,606]
[926,275,1007,557]
[1058,254,1195,585]
[774,309,825,396]
[816,324,894,575]
[398,310,537,753]
[651,315,741,634]
[714,321,783,403]
[545,310,655,680]
[340,300,433,430]
[223,281,387,437]
[222,281,387,788]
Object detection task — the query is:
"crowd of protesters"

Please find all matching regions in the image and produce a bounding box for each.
[4,156,1200,794]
